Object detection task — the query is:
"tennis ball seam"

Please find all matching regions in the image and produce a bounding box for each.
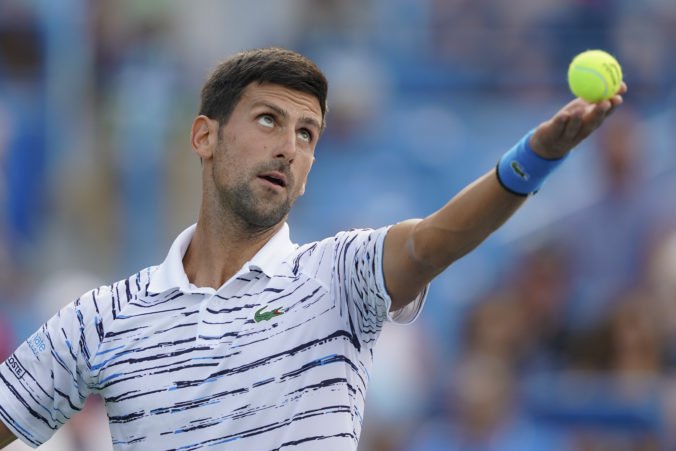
[603,62,621,90]
[570,65,608,99]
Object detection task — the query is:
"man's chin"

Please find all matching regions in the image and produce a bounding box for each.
[239,206,291,232]
[224,185,294,232]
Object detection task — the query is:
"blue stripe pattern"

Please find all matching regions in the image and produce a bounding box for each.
[0,226,424,450]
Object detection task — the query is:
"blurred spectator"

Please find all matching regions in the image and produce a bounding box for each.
[0,76,13,360]
[567,290,665,378]
[461,292,526,365]
[504,243,573,371]
[547,292,665,450]
[403,355,570,451]
[526,371,662,451]
[360,321,440,451]
[646,230,676,365]
[613,1,676,104]
[0,20,47,259]
[643,229,676,447]
[553,107,666,329]
[0,314,12,361]
[104,17,179,271]
[454,242,573,374]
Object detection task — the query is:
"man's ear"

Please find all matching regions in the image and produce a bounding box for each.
[191,115,219,160]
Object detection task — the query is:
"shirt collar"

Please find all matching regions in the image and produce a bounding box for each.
[148,223,296,294]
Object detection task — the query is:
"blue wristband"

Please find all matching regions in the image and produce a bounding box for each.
[496,129,568,196]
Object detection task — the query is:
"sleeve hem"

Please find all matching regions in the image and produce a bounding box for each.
[375,226,429,325]
[387,285,428,325]
[0,377,50,448]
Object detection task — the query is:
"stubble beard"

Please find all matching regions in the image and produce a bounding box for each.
[213,131,298,234]
[215,162,297,234]
[228,177,293,233]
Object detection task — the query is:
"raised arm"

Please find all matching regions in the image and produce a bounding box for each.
[384,84,626,311]
[0,420,17,448]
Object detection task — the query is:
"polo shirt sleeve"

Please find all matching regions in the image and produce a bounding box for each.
[332,227,428,347]
[0,288,104,448]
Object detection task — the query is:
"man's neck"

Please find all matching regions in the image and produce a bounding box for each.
[182,214,283,290]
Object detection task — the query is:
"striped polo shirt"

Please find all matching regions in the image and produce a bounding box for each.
[0,223,426,450]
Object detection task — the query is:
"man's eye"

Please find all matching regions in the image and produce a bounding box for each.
[258,115,274,127]
[298,129,312,143]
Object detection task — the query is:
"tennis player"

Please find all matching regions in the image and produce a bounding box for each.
[0,47,625,450]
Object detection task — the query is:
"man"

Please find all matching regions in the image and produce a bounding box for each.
[0,47,625,450]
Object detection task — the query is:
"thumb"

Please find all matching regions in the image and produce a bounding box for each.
[531,113,568,154]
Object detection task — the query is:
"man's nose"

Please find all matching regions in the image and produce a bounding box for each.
[274,130,297,162]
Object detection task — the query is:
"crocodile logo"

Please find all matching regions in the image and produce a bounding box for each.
[254,306,284,323]
[510,161,529,181]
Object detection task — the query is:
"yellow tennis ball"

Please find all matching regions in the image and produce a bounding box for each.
[567,50,623,102]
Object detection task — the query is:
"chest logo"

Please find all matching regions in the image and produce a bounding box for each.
[254,306,284,323]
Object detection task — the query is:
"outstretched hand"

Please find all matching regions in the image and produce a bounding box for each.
[530,82,627,159]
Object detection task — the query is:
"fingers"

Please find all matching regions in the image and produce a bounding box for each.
[611,93,624,107]
[532,104,589,157]
[561,101,607,144]
[549,113,568,140]
[530,112,567,154]
[606,89,625,117]
[581,85,624,133]
[579,101,611,137]
[617,81,628,95]
[578,82,628,136]
[547,97,587,137]
[604,82,627,116]
[562,106,584,141]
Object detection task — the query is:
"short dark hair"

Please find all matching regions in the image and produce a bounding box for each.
[199,47,328,129]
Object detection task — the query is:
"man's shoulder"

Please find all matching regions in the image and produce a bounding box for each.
[295,227,383,248]
[75,265,159,313]
[287,227,388,273]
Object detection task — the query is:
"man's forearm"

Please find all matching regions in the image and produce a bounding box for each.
[411,169,526,269]
[384,169,526,309]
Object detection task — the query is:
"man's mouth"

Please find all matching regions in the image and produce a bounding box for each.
[258,171,288,188]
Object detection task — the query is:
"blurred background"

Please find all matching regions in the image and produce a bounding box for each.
[1,0,675,450]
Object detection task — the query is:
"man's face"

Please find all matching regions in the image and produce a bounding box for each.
[210,83,322,232]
